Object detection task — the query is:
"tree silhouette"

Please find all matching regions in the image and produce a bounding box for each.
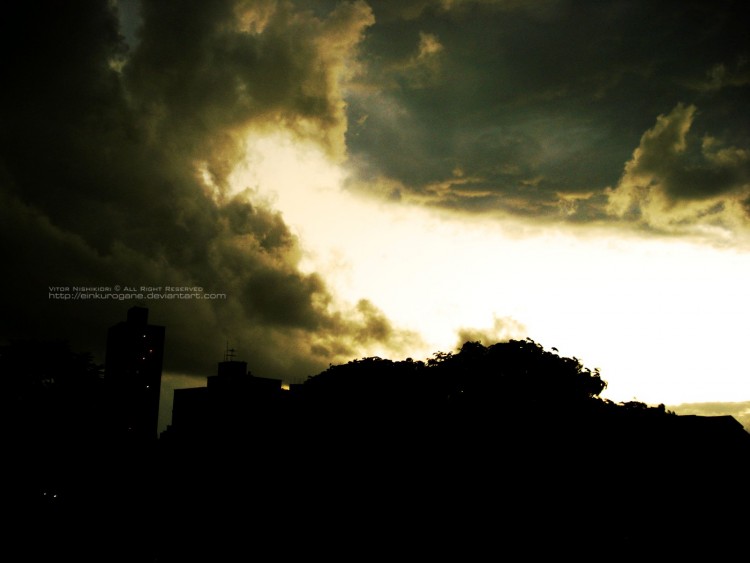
[299,339,609,419]
[425,339,607,410]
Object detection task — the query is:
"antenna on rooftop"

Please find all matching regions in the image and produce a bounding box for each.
[224,340,236,362]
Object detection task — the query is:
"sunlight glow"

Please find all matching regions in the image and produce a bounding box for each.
[229,132,750,407]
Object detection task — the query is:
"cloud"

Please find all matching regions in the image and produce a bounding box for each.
[312,299,427,361]
[368,0,562,22]
[371,30,445,90]
[342,0,750,234]
[455,315,527,348]
[605,103,750,242]
[0,0,415,387]
[687,60,750,93]
[125,0,374,167]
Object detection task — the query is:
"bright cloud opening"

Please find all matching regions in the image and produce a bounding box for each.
[229,131,750,407]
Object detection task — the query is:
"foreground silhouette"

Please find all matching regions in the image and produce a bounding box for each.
[6,338,750,560]
[160,339,750,559]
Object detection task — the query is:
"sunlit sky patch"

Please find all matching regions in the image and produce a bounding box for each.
[231,132,750,406]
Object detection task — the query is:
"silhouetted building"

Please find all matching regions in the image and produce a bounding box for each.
[105,306,165,441]
[208,350,249,391]
[207,350,283,395]
[161,348,285,443]
[170,386,210,438]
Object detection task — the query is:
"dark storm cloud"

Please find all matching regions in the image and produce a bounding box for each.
[0,0,419,382]
[606,103,750,237]
[344,0,750,233]
[126,0,375,175]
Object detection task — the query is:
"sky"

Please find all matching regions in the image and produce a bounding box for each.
[2,0,749,433]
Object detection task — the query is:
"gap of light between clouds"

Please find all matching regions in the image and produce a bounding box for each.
[227,132,749,407]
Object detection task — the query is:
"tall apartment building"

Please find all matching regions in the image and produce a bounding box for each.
[105,306,165,442]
